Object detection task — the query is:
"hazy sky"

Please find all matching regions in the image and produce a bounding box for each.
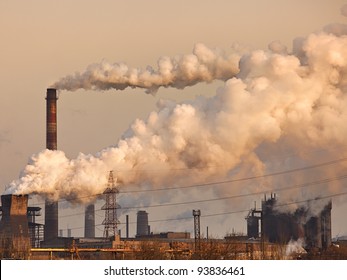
[1,0,347,238]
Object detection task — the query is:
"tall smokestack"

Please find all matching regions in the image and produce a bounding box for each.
[46,88,58,150]
[44,88,58,243]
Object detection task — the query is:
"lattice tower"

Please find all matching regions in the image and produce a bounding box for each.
[102,171,120,239]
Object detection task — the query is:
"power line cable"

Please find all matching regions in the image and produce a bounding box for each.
[28,156,347,206]
[61,190,347,232]
[53,173,347,219]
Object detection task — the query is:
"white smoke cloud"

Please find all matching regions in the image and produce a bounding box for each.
[285,238,306,259]
[51,43,241,94]
[5,29,347,216]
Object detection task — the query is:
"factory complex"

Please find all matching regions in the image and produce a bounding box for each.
[1,89,347,260]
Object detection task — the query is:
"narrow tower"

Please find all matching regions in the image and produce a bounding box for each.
[102,171,120,239]
[193,209,201,251]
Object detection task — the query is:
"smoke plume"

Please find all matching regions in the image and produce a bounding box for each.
[5,27,347,215]
[52,43,241,94]
[285,238,306,258]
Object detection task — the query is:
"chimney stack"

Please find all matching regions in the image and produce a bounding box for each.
[126,215,129,238]
[46,88,58,150]
[44,88,59,243]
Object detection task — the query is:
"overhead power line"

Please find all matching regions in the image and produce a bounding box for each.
[55,173,347,213]
[58,190,347,232]
[29,155,347,206]
[55,173,347,223]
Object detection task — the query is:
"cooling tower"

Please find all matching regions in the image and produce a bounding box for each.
[136,210,149,237]
[44,88,59,242]
[0,194,30,259]
[84,204,95,238]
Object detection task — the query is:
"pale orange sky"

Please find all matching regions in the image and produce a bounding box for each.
[1,0,347,238]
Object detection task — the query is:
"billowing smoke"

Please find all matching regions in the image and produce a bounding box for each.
[5,27,347,217]
[285,238,306,258]
[52,43,241,94]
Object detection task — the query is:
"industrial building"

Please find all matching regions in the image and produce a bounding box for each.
[246,193,332,251]
[0,194,31,259]
[136,210,150,237]
[0,88,345,259]
[0,191,344,259]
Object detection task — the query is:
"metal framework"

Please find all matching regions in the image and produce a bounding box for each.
[27,207,44,248]
[102,171,120,239]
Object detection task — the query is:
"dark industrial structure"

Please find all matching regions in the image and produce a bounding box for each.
[0,89,343,259]
[44,88,59,243]
[0,194,31,259]
[304,202,332,249]
[246,193,332,250]
[27,206,44,248]
[84,204,95,238]
[136,210,150,237]
[246,203,261,239]
[126,214,129,238]
[0,194,44,256]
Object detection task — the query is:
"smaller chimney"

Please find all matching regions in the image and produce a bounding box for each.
[126,215,129,238]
